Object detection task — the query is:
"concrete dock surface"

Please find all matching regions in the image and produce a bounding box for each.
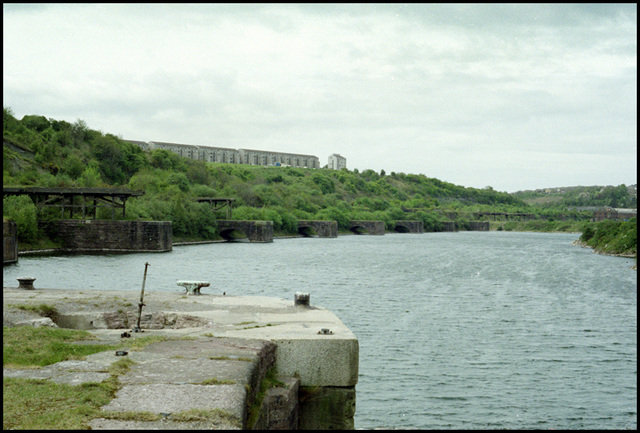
[3,286,359,429]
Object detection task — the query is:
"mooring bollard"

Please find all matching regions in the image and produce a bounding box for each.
[17,277,36,290]
[294,292,310,306]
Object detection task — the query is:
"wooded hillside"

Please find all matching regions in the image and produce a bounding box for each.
[3,108,633,247]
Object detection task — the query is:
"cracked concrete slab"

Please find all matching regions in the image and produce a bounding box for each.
[100,383,246,419]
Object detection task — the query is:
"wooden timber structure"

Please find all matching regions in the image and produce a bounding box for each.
[3,187,144,219]
[195,197,235,219]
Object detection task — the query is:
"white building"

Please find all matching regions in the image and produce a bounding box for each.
[131,141,319,168]
[328,153,347,170]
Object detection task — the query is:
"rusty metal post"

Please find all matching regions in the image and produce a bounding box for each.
[134,262,150,332]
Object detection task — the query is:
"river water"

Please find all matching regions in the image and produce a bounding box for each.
[3,231,637,429]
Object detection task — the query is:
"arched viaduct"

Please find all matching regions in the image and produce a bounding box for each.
[297,221,338,238]
[216,220,274,242]
[393,220,424,233]
[348,220,424,235]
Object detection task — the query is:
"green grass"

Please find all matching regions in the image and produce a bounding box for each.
[3,326,117,368]
[170,408,241,427]
[2,326,198,430]
[199,377,236,385]
[3,378,115,429]
[3,356,135,430]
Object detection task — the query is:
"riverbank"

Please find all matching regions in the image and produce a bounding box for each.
[571,239,637,271]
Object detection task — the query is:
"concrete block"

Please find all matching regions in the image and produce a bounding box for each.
[101,383,246,421]
[274,338,358,387]
[299,385,356,430]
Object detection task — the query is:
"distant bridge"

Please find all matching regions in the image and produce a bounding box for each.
[348,220,424,235]
[216,220,274,242]
[349,221,385,235]
[393,220,424,233]
[297,221,338,238]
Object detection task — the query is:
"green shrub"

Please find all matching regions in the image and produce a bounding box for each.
[3,195,39,243]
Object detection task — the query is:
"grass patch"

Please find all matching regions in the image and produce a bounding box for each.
[208,355,253,362]
[9,303,59,321]
[2,327,211,430]
[242,323,276,330]
[171,408,241,427]
[100,411,161,422]
[199,377,236,385]
[3,378,113,429]
[108,357,135,376]
[3,356,136,430]
[3,326,118,368]
[124,334,195,351]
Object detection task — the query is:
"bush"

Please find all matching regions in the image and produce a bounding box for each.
[3,195,39,243]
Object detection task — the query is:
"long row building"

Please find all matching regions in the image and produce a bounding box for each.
[125,140,345,170]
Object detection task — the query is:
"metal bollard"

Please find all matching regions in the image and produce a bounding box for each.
[294,292,310,306]
[17,277,36,290]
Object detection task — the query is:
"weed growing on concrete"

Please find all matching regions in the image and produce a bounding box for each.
[242,323,276,330]
[3,378,113,429]
[100,411,161,421]
[199,377,236,385]
[246,367,286,428]
[108,357,135,376]
[171,408,241,428]
[2,343,137,430]
[208,355,253,362]
[9,303,58,321]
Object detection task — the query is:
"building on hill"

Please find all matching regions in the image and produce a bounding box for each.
[328,153,347,170]
[592,207,637,222]
[127,140,320,168]
[238,148,319,168]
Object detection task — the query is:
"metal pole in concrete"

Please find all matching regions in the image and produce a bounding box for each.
[134,262,150,332]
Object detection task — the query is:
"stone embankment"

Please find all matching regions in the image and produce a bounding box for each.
[3,286,358,429]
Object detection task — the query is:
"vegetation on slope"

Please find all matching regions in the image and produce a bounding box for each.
[579,218,637,257]
[3,107,636,257]
[513,185,637,209]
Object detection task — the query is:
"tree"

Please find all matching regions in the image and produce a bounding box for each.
[3,195,39,243]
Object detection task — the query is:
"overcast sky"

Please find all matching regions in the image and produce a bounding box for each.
[3,4,637,192]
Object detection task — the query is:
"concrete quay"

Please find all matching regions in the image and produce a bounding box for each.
[3,286,359,429]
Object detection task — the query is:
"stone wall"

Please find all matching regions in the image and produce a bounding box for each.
[394,220,424,233]
[216,220,274,242]
[3,220,18,264]
[47,220,172,252]
[441,221,456,232]
[349,220,385,235]
[297,220,338,238]
[468,221,490,231]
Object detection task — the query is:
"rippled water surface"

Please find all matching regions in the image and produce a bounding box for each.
[4,232,637,429]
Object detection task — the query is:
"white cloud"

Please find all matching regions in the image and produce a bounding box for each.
[3,3,636,192]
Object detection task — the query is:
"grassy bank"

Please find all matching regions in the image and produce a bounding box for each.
[579,218,637,257]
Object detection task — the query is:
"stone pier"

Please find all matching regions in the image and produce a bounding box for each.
[216,220,274,242]
[2,287,358,430]
[349,220,385,235]
[297,220,338,238]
